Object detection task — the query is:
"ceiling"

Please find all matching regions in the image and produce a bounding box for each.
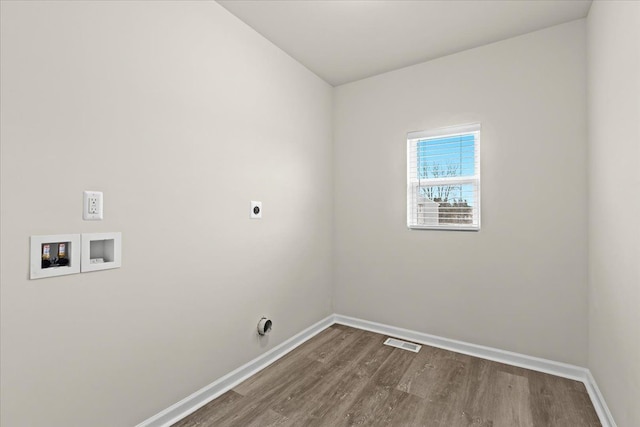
[217,0,592,86]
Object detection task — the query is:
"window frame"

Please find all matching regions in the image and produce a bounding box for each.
[406,123,481,231]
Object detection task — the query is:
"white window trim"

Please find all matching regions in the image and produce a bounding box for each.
[407,123,481,231]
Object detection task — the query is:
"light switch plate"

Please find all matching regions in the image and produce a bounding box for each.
[250,201,262,219]
[83,191,103,220]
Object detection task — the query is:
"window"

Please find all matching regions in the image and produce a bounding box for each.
[407,123,480,230]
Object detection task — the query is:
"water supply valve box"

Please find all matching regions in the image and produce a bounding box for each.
[30,234,81,279]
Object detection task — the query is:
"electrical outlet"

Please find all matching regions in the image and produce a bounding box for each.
[88,196,98,214]
[83,191,103,220]
[250,201,262,219]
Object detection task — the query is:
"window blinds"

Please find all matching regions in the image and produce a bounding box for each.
[407,123,481,230]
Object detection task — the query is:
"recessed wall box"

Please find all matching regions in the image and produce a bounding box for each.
[30,234,81,279]
[81,232,121,272]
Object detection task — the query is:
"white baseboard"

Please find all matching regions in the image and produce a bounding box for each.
[584,370,618,427]
[135,314,336,427]
[334,314,587,380]
[136,313,616,427]
[334,314,616,427]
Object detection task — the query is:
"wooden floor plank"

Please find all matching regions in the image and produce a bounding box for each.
[233,341,323,397]
[492,371,534,427]
[233,326,342,397]
[216,359,326,426]
[527,370,601,427]
[459,357,500,427]
[171,390,244,427]
[370,391,425,427]
[305,325,362,364]
[243,409,288,427]
[397,345,466,400]
[302,343,395,426]
[172,325,602,427]
[270,329,383,420]
[336,348,417,426]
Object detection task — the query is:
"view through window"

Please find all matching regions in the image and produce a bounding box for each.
[407,124,481,230]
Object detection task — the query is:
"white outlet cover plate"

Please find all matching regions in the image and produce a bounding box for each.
[250,201,262,219]
[83,191,103,220]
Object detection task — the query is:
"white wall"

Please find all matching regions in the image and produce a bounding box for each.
[333,21,588,365]
[587,2,640,426]
[0,2,333,426]
[5,2,638,425]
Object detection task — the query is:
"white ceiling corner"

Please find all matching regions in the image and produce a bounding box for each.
[217,0,592,86]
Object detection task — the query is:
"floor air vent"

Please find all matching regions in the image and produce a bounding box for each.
[383,337,421,353]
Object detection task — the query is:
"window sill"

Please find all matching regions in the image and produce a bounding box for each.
[408,225,480,232]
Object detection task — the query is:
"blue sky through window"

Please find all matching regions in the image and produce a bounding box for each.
[417,134,475,178]
[416,133,476,205]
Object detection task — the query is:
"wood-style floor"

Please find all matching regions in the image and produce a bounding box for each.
[172,324,601,426]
